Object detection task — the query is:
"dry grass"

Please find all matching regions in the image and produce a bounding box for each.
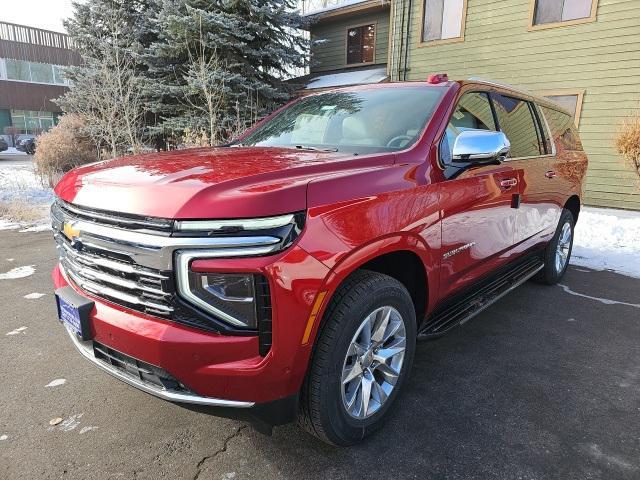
[0,201,48,224]
[615,115,640,181]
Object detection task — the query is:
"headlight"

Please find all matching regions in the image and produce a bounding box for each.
[186,271,259,328]
[174,212,303,329]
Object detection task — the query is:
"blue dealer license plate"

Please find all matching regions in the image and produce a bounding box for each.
[55,287,94,341]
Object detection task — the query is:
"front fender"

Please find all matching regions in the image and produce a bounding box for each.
[299,231,440,349]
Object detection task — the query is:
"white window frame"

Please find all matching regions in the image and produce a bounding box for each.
[420,0,468,46]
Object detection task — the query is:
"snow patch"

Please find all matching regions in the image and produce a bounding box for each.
[1,147,27,156]
[0,265,35,280]
[0,434,8,441]
[305,66,388,89]
[45,379,67,388]
[48,413,84,432]
[559,284,640,309]
[19,223,51,233]
[24,292,46,299]
[0,164,53,205]
[6,326,28,336]
[572,207,640,279]
[0,219,21,230]
[304,0,370,16]
[79,426,98,434]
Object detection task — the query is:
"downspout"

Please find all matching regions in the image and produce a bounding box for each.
[403,0,412,81]
[397,0,406,81]
[389,0,397,81]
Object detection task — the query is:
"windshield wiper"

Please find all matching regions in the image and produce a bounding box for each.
[294,145,338,152]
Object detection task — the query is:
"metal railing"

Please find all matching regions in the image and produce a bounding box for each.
[0,21,73,49]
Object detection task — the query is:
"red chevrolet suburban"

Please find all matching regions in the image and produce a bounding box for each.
[52,77,587,445]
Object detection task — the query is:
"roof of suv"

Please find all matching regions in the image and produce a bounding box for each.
[304,78,573,117]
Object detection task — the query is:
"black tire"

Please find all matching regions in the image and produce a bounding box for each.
[534,208,575,285]
[297,270,417,446]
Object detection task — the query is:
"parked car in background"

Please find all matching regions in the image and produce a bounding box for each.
[0,137,8,152]
[16,137,36,155]
[50,76,587,445]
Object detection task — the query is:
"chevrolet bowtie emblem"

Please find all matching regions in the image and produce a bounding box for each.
[62,222,81,242]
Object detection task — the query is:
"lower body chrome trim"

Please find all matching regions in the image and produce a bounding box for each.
[63,325,255,408]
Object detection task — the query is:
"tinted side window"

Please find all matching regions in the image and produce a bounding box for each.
[540,106,583,152]
[441,92,497,165]
[492,94,544,158]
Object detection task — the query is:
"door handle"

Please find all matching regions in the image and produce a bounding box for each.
[499,178,518,189]
[545,170,557,179]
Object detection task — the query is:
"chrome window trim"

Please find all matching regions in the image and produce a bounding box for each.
[175,249,275,328]
[64,325,255,408]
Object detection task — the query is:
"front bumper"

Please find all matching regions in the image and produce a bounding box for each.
[52,240,329,407]
[63,324,254,408]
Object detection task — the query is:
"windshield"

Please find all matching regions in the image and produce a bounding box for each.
[237,86,447,154]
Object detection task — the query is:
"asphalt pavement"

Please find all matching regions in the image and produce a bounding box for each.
[1,229,639,480]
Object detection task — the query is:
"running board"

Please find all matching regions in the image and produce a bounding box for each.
[418,256,544,339]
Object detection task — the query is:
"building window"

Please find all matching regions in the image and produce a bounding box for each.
[530,0,598,29]
[10,110,56,135]
[422,0,467,43]
[1,58,69,86]
[346,24,375,65]
[5,58,31,82]
[541,90,584,127]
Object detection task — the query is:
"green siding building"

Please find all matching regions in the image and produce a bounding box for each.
[302,0,640,210]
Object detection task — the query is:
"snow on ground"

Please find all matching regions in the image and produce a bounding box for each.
[0,219,22,230]
[0,147,28,156]
[45,379,67,388]
[0,162,54,206]
[24,292,46,299]
[0,265,35,280]
[572,206,640,279]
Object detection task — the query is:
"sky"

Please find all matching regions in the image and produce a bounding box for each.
[0,0,79,33]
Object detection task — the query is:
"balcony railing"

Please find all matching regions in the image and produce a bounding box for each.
[0,21,73,50]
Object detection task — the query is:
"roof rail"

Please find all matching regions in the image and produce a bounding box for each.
[467,77,534,97]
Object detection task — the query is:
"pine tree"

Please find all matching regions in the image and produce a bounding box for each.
[65,0,160,59]
[146,0,309,141]
[58,0,160,156]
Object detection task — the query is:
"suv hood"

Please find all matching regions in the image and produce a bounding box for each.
[54,146,392,219]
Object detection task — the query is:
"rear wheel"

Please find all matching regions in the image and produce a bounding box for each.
[298,271,416,446]
[535,208,574,285]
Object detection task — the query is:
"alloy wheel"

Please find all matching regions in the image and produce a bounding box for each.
[340,306,406,419]
[555,221,572,273]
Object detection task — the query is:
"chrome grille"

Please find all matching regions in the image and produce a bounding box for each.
[51,198,284,328]
[56,234,174,317]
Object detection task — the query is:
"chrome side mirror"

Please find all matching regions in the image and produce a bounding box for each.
[452,130,510,163]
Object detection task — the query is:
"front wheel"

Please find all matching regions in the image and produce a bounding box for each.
[535,208,575,285]
[298,271,416,446]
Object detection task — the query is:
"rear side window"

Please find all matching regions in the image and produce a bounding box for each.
[540,106,583,152]
[441,92,497,165]
[492,94,544,158]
